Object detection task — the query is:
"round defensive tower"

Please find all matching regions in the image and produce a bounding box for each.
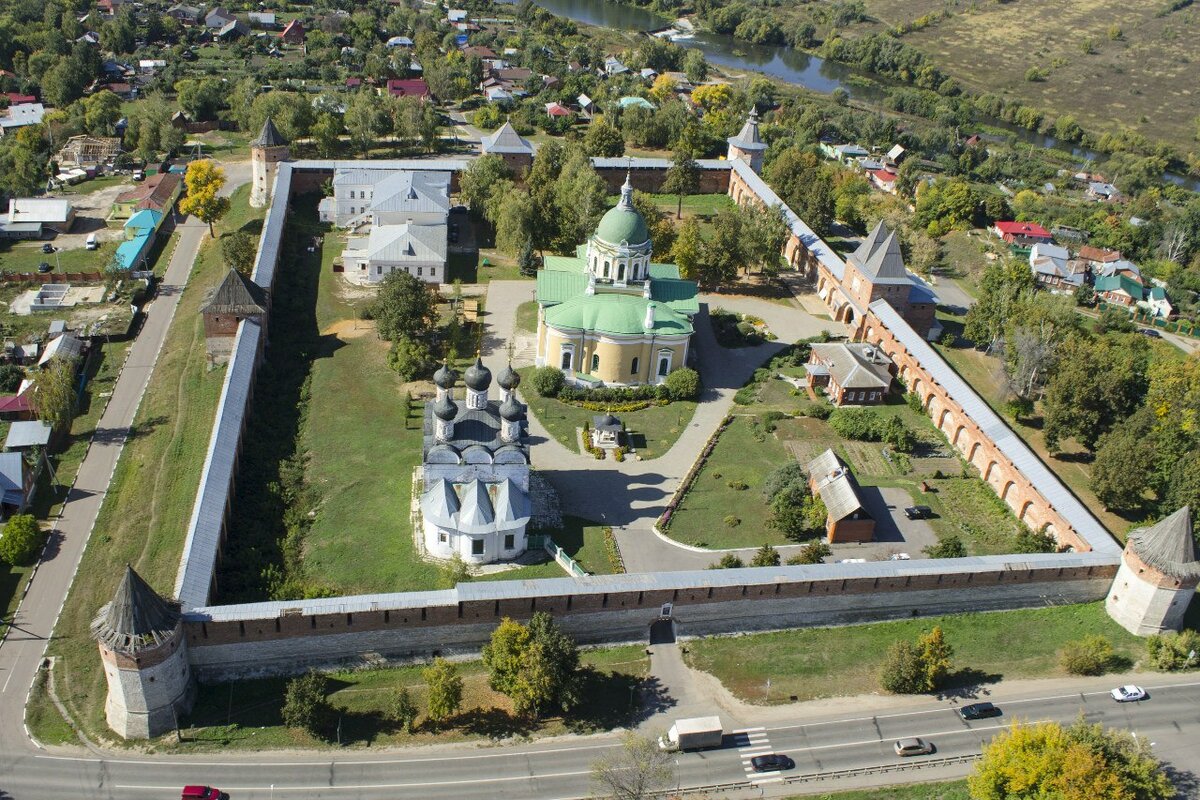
[92,565,195,739]
[1106,506,1200,636]
[249,116,290,208]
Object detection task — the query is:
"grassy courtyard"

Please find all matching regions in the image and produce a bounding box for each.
[518,368,698,460]
[33,186,263,744]
[684,602,1144,704]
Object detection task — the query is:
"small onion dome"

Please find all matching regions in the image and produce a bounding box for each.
[498,362,520,391]
[433,394,458,421]
[433,361,457,389]
[500,395,525,421]
[464,356,492,391]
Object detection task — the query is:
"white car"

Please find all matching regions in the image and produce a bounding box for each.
[1110,685,1147,702]
[889,553,911,561]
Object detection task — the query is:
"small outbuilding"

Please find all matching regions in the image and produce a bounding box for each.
[4,420,52,451]
[808,448,875,544]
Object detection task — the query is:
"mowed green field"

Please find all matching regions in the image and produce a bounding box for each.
[880,0,1200,150]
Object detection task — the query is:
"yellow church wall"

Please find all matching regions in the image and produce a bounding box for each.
[540,323,689,385]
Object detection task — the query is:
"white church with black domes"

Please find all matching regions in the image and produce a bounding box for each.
[419,358,532,564]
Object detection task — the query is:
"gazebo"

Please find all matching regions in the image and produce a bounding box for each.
[591,414,622,449]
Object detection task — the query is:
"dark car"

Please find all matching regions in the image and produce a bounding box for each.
[960,702,1001,720]
[904,505,932,520]
[37,262,52,273]
[1139,328,1162,338]
[749,754,794,772]
[41,242,54,254]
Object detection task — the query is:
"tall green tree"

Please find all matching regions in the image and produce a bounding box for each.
[738,202,789,275]
[765,147,835,236]
[493,188,535,257]
[33,356,78,432]
[1042,334,1148,451]
[310,113,343,159]
[702,210,743,286]
[371,271,437,341]
[459,155,512,214]
[584,120,625,157]
[344,90,387,155]
[662,148,699,219]
[422,658,464,724]
[482,613,581,718]
[82,90,121,135]
[963,259,1036,350]
[670,218,704,282]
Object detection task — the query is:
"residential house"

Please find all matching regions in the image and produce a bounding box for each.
[640,67,658,81]
[885,143,906,166]
[4,420,52,452]
[110,172,183,220]
[447,9,468,23]
[0,393,34,421]
[166,4,204,25]
[96,0,122,15]
[138,59,167,74]
[0,451,34,518]
[217,19,250,40]
[480,120,534,172]
[1077,245,1121,269]
[545,102,573,119]
[204,7,237,28]
[462,45,497,60]
[1139,286,1173,320]
[807,342,893,405]
[1029,242,1069,266]
[57,135,122,169]
[485,86,513,104]
[867,168,898,194]
[807,449,875,544]
[603,56,629,76]
[248,11,277,28]
[618,96,654,111]
[112,209,164,271]
[3,93,36,106]
[384,78,430,99]
[340,224,447,285]
[819,142,869,164]
[280,20,306,45]
[38,333,85,368]
[1087,181,1121,202]
[77,31,100,45]
[1097,259,1142,284]
[1032,255,1086,291]
[0,103,46,137]
[385,35,413,48]
[993,220,1053,246]
[1095,274,1142,307]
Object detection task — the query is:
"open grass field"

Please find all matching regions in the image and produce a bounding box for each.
[790,781,970,800]
[0,238,117,275]
[515,299,538,334]
[517,368,698,460]
[33,185,263,744]
[873,0,1200,151]
[144,644,648,751]
[684,602,1145,704]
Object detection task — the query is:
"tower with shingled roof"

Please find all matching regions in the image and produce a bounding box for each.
[92,566,194,738]
[199,269,266,366]
[250,116,290,208]
[1106,506,1200,635]
[727,108,767,173]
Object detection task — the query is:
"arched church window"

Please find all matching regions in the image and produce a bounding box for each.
[591,353,600,372]
[631,357,639,375]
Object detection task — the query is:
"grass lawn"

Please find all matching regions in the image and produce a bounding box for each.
[515,299,538,334]
[936,230,992,294]
[791,781,969,800]
[0,238,117,275]
[33,185,264,745]
[684,602,1144,704]
[161,644,649,751]
[518,368,698,460]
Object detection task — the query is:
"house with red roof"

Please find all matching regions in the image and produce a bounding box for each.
[993,220,1052,245]
[867,169,897,194]
[3,93,37,105]
[544,102,573,118]
[280,19,305,45]
[384,78,430,100]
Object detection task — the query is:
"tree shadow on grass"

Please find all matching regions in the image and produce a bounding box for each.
[936,668,1003,700]
[455,706,538,740]
[565,666,647,733]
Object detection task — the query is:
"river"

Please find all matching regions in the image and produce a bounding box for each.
[533,0,1200,192]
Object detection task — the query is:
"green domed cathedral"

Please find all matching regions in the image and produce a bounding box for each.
[534,175,699,386]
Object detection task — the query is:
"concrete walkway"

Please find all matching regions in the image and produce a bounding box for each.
[482,280,844,573]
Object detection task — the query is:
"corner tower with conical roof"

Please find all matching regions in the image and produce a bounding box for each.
[1106,507,1200,635]
[727,108,767,173]
[250,116,290,208]
[92,566,194,738]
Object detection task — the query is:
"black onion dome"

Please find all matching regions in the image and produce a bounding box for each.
[433,394,458,421]
[464,356,492,391]
[433,361,457,389]
[500,395,525,421]
[498,362,520,390]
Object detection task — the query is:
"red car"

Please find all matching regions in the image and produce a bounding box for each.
[181,787,227,800]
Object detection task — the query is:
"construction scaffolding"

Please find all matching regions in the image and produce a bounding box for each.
[57,135,122,169]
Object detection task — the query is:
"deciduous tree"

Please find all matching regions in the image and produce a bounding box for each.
[220,230,257,275]
[281,672,331,735]
[179,160,230,236]
[662,148,699,219]
[591,732,676,800]
[372,271,437,341]
[583,120,625,157]
[33,357,78,432]
[422,658,464,724]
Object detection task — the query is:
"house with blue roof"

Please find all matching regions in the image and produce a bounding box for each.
[112,208,164,271]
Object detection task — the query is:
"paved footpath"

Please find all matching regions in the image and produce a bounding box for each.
[0,156,252,757]
[483,280,845,573]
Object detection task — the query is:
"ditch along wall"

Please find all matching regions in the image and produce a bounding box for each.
[183,557,1116,681]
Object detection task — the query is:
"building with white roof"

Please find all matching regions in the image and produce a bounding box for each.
[0,103,46,136]
[319,168,450,229]
[340,222,448,285]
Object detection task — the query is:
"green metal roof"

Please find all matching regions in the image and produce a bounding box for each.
[595,204,649,246]
[542,255,586,274]
[544,294,692,336]
[536,269,589,305]
[649,278,699,315]
[1095,275,1143,298]
[647,262,681,280]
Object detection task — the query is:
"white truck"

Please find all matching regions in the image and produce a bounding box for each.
[658,716,724,751]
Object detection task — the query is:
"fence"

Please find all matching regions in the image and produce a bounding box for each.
[544,538,588,577]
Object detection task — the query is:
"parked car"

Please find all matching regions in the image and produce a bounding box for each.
[37,262,52,273]
[180,787,227,800]
[888,553,911,561]
[133,169,145,181]
[1111,685,1147,702]
[1139,328,1162,338]
[86,234,98,250]
[749,754,794,772]
[960,702,1001,720]
[894,737,934,757]
[904,506,932,520]
[41,242,54,254]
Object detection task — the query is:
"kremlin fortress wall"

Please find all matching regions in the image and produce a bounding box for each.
[168,155,1125,681]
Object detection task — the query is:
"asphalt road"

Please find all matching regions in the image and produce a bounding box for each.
[1,677,1197,799]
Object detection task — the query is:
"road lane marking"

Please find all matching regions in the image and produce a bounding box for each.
[115,768,593,792]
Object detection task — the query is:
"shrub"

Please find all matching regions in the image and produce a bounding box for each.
[709,553,745,569]
[0,514,43,566]
[828,407,882,441]
[602,526,625,573]
[798,401,832,419]
[880,640,927,694]
[0,364,24,393]
[733,385,758,405]
[388,687,419,733]
[880,416,916,453]
[904,392,924,413]
[762,462,807,501]
[281,671,332,735]
[939,329,957,347]
[787,541,832,564]
[924,535,966,559]
[530,366,565,397]
[723,515,741,527]
[750,543,780,567]
[1146,630,1200,671]
[726,479,749,490]
[388,336,434,381]
[1014,527,1058,554]
[664,367,701,401]
[1059,635,1114,676]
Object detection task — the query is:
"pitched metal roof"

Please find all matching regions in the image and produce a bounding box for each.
[728,108,766,151]
[810,342,892,390]
[1128,507,1200,581]
[0,451,26,505]
[867,299,1120,556]
[544,293,692,337]
[363,223,447,263]
[200,269,266,316]
[251,117,288,148]
[481,121,533,155]
[4,420,52,449]
[807,448,867,522]
[92,565,181,653]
